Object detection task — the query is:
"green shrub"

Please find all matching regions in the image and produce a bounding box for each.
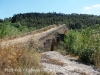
[64,30,82,55]
[0,23,36,39]
[64,28,100,65]
[0,24,19,38]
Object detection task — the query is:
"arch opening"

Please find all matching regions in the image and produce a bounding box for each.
[57,34,65,42]
[51,38,56,51]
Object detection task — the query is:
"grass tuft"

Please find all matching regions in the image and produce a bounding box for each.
[0,40,54,75]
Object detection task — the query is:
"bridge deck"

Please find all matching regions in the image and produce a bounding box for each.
[33,26,58,40]
[33,25,66,39]
[0,24,67,50]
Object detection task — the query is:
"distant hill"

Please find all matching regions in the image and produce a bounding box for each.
[0,12,100,38]
[1,12,100,29]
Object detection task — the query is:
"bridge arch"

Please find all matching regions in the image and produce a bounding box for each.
[51,38,56,51]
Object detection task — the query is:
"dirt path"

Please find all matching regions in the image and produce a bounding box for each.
[41,51,100,75]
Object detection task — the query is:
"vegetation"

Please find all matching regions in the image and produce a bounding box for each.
[0,22,36,39]
[63,27,100,67]
[0,12,100,73]
[0,40,55,75]
[1,12,100,38]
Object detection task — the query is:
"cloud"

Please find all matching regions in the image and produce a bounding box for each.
[82,4,100,15]
[92,4,100,8]
[84,4,100,10]
[84,7,91,10]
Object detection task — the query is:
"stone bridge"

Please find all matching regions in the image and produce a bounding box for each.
[0,24,68,51]
[32,24,68,51]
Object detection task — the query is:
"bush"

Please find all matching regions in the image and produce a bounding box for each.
[0,23,37,39]
[64,28,100,65]
[0,23,19,38]
[64,30,82,55]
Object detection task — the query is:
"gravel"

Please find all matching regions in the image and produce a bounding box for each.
[41,51,100,75]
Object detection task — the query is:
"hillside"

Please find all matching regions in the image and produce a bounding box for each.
[0,12,100,38]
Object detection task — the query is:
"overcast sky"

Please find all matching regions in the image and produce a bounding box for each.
[0,0,100,19]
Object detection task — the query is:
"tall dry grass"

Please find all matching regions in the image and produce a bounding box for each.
[0,40,55,75]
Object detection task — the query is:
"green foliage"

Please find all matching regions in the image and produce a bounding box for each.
[64,30,82,55]
[0,12,100,68]
[64,27,100,65]
[0,22,37,38]
[0,23,19,38]
[18,26,28,33]
[64,30,78,54]
[10,12,100,29]
[1,12,100,38]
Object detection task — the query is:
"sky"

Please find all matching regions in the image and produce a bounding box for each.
[0,0,100,19]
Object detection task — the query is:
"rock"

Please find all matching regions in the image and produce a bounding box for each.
[56,72,65,75]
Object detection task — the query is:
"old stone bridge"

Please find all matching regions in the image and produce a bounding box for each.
[0,24,68,51]
[32,24,68,51]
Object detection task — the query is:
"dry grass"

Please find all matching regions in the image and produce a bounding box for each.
[94,50,100,68]
[41,54,65,66]
[56,49,66,56]
[0,41,55,75]
[73,69,88,75]
[48,58,66,66]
